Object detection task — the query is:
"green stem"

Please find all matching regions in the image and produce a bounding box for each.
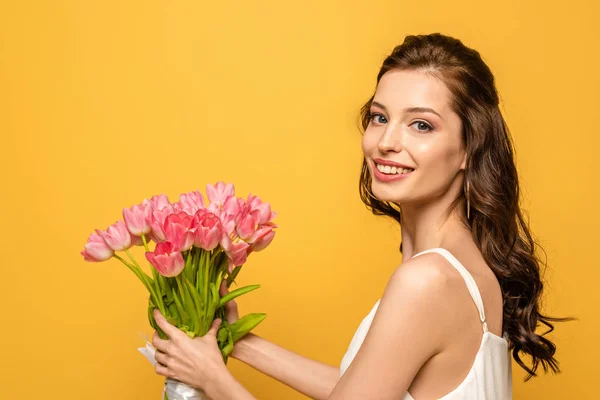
[125,249,142,270]
[204,250,210,320]
[113,253,149,289]
[127,248,164,310]
[141,233,149,252]
[116,252,166,315]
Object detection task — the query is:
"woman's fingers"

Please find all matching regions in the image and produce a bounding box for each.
[153,309,181,340]
[155,349,169,367]
[219,280,229,295]
[152,331,169,352]
[208,318,222,337]
[155,359,171,378]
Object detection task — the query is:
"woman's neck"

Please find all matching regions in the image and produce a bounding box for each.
[399,200,469,260]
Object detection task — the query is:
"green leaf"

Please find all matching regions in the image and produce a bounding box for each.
[177,275,199,334]
[217,325,229,343]
[184,276,205,335]
[184,249,196,284]
[204,282,219,333]
[229,313,267,343]
[166,301,181,326]
[218,285,260,308]
[222,342,234,357]
[195,252,204,294]
[172,288,190,327]
[148,303,167,340]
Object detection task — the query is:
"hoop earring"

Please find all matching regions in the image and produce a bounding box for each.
[466,180,471,220]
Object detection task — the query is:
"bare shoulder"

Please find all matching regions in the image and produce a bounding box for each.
[386,252,459,296]
[377,254,462,326]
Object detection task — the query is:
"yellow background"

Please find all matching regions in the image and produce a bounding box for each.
[1,1,597,398]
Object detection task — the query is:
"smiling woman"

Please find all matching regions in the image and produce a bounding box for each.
[149,33,570,400]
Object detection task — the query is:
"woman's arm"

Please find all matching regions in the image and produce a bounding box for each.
[153,256,449,400]
[231,333,340,400]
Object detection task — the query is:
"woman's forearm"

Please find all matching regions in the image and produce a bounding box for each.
[231,333,340,400]
[205,367,257,400]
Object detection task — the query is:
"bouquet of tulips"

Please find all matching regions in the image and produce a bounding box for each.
[81,182,276,399]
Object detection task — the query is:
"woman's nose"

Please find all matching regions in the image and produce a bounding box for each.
[378,125,403,153]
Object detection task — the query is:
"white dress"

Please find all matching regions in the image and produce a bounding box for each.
[340,248,513,399]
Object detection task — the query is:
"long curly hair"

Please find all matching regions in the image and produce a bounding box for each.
[358,33,570,380]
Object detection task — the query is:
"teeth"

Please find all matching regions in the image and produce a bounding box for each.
[376,163,414,175]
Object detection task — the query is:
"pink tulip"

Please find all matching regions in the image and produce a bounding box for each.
[221,235,250,268]
[179,190,206,216]
[171,201,184,214]
[236,207,258,241]
[223,195,243,216]
[219,212,237,236]
[247,194,276,225]
[97,221,132,251]
[145,242,185,277]
[123,204,151,236]
[206,182,235,207]
[143,194,171,211]
[146,204,175,243]
[163,212,196,252]
[81,232,114,262]
[248,224,276,252]
[213,196,244,235]
[192,210,223,251]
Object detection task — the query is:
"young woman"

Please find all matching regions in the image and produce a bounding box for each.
[150,33,564,399]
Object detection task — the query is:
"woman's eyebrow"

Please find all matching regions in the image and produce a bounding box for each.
[371,101,444,120]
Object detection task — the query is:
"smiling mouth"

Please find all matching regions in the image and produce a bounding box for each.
[375,162,415,176]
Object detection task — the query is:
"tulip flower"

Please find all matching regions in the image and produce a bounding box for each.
[192,210,223,251]
[143,194,170,211]
[179,190,206,215]
[246,194,276,225]
[248,224,276,252]
[97,221,132,251]
[123,203,151,236]
[146,205,174,243]
[221,234,250,268]
[81,232,114,262]
[206,181,235,209]
[235,206,257,241]
[163,212,196,252]
[145,241,185,277]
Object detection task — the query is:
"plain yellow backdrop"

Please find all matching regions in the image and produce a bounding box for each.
[1,0,598,398]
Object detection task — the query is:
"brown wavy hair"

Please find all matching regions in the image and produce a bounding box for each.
[358,33,570,380]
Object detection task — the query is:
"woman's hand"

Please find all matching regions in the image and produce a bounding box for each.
[152,309,228,391]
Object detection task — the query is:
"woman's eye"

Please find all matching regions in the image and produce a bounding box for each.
[411,121,433,133]
[370,113,387,124]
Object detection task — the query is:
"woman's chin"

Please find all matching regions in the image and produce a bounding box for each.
[371,187,405,204]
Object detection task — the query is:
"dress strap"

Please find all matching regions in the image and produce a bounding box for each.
[412,248,488,332]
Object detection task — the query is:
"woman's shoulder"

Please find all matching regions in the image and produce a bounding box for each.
[381,252,478,328]
[392,251,462,289]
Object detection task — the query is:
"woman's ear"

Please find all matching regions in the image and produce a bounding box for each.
[460,151,467,170]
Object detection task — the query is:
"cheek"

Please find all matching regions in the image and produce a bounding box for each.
[412,140,457,178]
[361,132,375,155]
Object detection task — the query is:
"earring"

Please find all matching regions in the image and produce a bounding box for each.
[466,180,471,220]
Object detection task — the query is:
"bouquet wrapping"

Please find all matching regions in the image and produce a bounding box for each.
[82,182,277,399]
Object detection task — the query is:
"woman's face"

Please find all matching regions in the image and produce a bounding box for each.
[362,69,466,205]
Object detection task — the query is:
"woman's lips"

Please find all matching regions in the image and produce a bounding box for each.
[373,162,413,182]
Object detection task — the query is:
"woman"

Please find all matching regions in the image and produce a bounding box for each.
[150,33,565,399]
